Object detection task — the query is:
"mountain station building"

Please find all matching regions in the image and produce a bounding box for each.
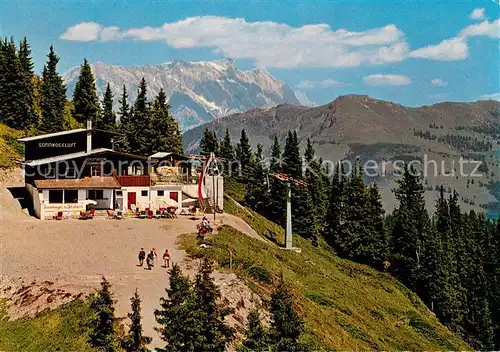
[19,121,223,219]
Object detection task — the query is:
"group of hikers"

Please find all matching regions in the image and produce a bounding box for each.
[138,247,171,270]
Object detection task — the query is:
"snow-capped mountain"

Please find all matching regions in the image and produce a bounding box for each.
[62,59,310,130]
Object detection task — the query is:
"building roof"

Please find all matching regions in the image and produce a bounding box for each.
[150,152,189,161]
[35,177,121,189]
[18,129,86,142]
[24,148,111,167]
[24,148,149,167]
[18,127,122,142]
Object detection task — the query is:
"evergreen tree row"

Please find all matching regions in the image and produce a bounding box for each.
[85,259,305,352]
[0,37,184,157]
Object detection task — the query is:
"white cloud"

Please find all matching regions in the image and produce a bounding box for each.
[409,37,468,61]
[363,74,411,86]
[60,16,500,68]
[460,19,500,39]
[469,8,485,20]
[431,78,448,87]
[60,17,408,68]
[479,93,500,101]
[296,78,341,89]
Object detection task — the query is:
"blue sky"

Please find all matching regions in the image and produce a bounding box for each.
[1,0,499,106]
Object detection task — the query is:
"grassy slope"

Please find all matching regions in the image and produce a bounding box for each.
[0,123,23,168]
[181,197,469,351]
[0,299,93,352]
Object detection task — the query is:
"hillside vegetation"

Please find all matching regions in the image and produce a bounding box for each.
[180,197,468,351]
[0,124,23,168]
[0,299,93,351]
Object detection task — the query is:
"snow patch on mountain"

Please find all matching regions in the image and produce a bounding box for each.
[63,59,303,130]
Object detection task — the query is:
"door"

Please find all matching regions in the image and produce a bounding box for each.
[169,192,178,202]
[127,192,136,209]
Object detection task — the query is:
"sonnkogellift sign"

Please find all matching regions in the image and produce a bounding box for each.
[38,142,77,148]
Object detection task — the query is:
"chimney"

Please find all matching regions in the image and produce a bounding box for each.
[86,120,92,153]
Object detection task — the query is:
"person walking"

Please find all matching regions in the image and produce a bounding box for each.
[152,248,158,266]
[162,249,171,268]
[138,248,146,266]
[146,250,154,270]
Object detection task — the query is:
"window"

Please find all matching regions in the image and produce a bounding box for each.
[157,190,164,197]
[127,165,143,176]
[90,166,101,177]
[141,190,148,197]
[48,190,63,203]
[88,190,104,200]
[116,191,123,197]
[64,190,78,203]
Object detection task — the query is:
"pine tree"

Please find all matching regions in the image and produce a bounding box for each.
[304,139,327,235]
[72,59,101,125]
[269,282,306,352]
[40,46,66,132]
[101,83,116,131]
[154,263,200,352]
[193,259,234,352]
[199,128,219,155]
[86,277,118,352]
[151,88,183,154]
[365,183,388,267]
[130,78,153,155]
[117,85,131,152]
[235,129,254,180]
[17,37,36,129]
[219,128,234,160]
[390,164,429,293]
[245,143,268,214]
[121,289,151,352]
[324,162,345,247]
[239,307,269,352]
[282,131,301,179]
[0,38,24,129]
[267,135,286,224]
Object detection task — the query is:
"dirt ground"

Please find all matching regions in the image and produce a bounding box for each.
[0,169,265,349]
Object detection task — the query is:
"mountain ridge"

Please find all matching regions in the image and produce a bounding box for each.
[62,59,308,130]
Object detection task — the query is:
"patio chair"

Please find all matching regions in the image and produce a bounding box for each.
[148,210,154,219]
[155,210,162,219]
[115,210,123,219]
[87,208,95,219]
[53,211,63,220]
[139,210,147,219]
[106,209,114,219]
[78,211,88,220]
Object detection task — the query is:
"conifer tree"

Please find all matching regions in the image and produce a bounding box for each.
[267,135,286,224]
[269,282,306,352]
[245,143,268,214]
[235,129,254,180]
[0,38,25,129]
[121,289,151,352]
[324,162,345,247]
[282,131,301,179]
[199,128,219,155]
[72,59,101,125]
[365,183,388,267]
[117,85,131,151]
[151,88,184,154]
[130,78,153,155]
[193,259,234,352]
[219,128,234,160]
[101,83,116,131]
[154,263,200,352]
[18,37,36,129]
[390,164,429,293]
[239,307,269,352]
[40,46,66,132]
[304,139,327,235]
[86,277,118,352]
